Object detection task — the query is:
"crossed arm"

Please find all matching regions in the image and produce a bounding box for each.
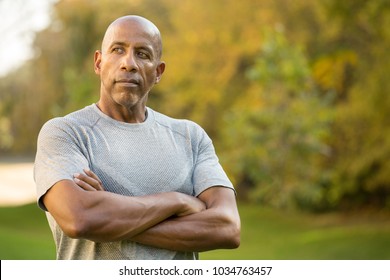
[42,169,240,252]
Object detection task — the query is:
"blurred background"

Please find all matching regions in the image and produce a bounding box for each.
[0,0,389,259]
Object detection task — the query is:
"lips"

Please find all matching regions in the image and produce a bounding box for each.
[115,78,140,86]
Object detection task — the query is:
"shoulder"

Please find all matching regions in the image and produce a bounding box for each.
[150,108,207,139]
[39,105,98,137]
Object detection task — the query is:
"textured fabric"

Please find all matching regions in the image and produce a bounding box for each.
[34,104,234,260]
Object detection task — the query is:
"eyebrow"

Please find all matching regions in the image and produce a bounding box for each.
[108,41,127,49]
[108,41,155,56]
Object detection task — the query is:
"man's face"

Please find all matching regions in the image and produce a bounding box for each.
[94,19,164,110]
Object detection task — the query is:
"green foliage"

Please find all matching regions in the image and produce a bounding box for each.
[221,29,333,209]
[315,0,390,210]
[0,103,13,149]
[0,0,389,211]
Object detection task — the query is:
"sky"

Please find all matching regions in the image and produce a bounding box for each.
[0,0,57,77]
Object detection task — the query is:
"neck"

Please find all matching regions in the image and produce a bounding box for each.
[96,101,147,123]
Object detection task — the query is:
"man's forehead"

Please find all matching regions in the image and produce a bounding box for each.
[107,27,154,45]
[102,18,160,49]
[112,18,157,35]
[111,16,159,32]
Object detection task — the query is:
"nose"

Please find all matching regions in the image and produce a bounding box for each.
[121,51,138,72]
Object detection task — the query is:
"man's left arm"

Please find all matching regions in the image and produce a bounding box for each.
[130,186,240,252]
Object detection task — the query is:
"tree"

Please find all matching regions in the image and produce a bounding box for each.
[220,28,333,209]
[315,0,390,210]
[1,0,389,211]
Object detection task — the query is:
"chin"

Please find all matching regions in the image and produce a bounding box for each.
[115,92,145,108]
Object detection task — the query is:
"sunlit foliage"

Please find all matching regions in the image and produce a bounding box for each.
[1,0,389,211]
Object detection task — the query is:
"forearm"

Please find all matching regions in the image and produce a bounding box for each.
[43,180,204,242]
[75,191,180,242]
[130,187,241,252]
[130,207,240,252]
[69,171,240,250]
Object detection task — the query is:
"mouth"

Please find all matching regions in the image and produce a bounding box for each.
[115,78,140,87]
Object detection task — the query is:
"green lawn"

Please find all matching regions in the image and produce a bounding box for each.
[0,203,55,259]
[1,202,389,260]
[203,203,390,260]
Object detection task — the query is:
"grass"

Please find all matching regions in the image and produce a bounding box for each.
[202,203,390,259]
[1,202,390,260]
[0,203,55,259]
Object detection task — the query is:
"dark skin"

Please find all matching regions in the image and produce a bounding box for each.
[94,15,165,123]
[42,16,240,252]
[75,169,240,251]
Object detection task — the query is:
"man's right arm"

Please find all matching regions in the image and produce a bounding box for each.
[42,179,205,242]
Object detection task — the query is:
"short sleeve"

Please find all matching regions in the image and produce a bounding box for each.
[191,126,234,197]
[34,118,89,211]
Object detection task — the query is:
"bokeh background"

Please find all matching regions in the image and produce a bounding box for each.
[1,0,390,259]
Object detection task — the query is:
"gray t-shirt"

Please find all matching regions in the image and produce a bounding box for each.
[34,104,233,260]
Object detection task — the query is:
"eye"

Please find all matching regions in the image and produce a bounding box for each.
[112,47,124,54]
[137,51,150,59]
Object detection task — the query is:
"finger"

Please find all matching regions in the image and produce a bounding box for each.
[74,177,97,191]
[74,173,102,191]
[83,168,104,191]
[83,169,103,185]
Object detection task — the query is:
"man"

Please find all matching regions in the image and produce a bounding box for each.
[34,15,240,260]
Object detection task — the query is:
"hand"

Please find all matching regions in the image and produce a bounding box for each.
[175,193,206,217]
[73,168,105,191]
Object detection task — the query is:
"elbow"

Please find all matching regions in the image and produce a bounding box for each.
[231,230,241,249]
[226,221,241,249]
[61,214,90,239]
[219,214,241,249]
[64,225,86,239]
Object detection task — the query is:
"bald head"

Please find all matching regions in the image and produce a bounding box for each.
[102,15,163,59]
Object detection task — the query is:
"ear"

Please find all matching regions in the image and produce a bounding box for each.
[155,61,166,84]
[94,50,102,75]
